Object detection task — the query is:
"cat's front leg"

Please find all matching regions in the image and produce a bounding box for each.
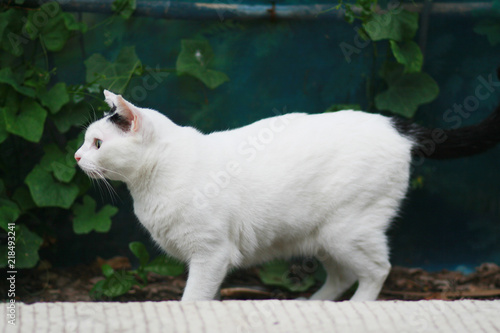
[181,252,230,301]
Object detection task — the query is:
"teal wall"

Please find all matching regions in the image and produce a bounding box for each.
[49,2,500,271]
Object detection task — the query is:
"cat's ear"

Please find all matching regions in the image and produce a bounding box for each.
[103,90,117,108]
[115,95,141,132]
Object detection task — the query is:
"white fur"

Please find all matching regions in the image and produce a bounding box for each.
[75,91,414,301]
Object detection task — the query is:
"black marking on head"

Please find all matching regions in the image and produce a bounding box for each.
[108,111,131,132]
[104,104,117,117]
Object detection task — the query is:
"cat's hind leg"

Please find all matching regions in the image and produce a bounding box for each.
[317,224,391,301]
[347,236,391,301]
[309,256,357,300]
[340,231,391,301]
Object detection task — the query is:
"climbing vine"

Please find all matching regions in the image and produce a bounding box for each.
[336,0,439,118]
[0,1,228,269]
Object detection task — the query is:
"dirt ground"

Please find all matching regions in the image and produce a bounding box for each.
[3,259,500,303]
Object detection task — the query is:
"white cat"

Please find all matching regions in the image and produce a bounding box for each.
[75,90,500,301]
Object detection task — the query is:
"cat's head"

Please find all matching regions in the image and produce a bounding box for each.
[75,90,155,183]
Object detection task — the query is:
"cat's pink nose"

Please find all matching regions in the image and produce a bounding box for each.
[74,153,81,162]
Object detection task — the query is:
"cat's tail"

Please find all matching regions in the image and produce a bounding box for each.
[393,68,500,160]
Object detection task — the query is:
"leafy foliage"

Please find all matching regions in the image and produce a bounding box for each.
[363,10,418,42]
[176,39,230,89]
[72,196,118,234]
[336,0,439,118]
[85,46,142,94]
[90,241,185,299]
[0,3,228,270]
[258,260,317,292]
[112,0,137,20]
[375,63,439,118]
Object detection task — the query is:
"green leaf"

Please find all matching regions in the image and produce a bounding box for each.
[144,255,185,276]
[0,199,20,232]
[100,270,136,297]
[84,46,142,94]
[325,104,361,112]
[2,99,47,142]
[375,63,439,118]
[13,224,43,269]
[0,67,36,97]
[89,279,106,299]
[12,187,36,211]
[102,264,114,277]
[39,82,70,114]
[474,19,500,46]
[0,9,28,56]
[176,39,229,89]
[62,11,87,33]
[52,102,88,133]
[390,40,423,73]
[40,144,76,183]
[25,165,79,208]
[258,260,316,292]
[129,241,149,267]
[25,4,86,52]
[72,195,118,234]
[112,0,137,19]
[363,10,419,42]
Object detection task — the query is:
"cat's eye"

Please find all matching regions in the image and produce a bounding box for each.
[94,139,102,149]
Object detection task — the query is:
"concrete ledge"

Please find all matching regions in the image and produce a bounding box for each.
[2,300,499,333]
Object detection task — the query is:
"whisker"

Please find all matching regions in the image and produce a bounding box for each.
[97,171,121,205]
[99,166,133,185]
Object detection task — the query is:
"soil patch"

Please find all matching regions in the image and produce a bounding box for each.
[3,260,500,303]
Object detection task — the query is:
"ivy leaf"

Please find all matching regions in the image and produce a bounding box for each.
[39,144,77,183]
[16,224,43,268]
[112,0,137,19]
[0,67,36,97]
[2,99,47,143]
[12,187,36,212]
[72,195,118,234]
[325,104,361,112]
[62,11,87,33]
[101,271,136,297]
[390,40,423,73]
[85,46,142,94]
[363,10,419,42]
[0,199,20,232]
[176,39,229,89]
[102,264,115,277]
[52,102,88,133]
[39,82,70,114]
[0,9,28,56]
[0,224,43,269]
[474,19,500,46]
[144,255,185,276]
[25,4,86,52]
[375,63,439,118]
[258,260,316,292]
[25,165,79,208]
[129,241,149,267]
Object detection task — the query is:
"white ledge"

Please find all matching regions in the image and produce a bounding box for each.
[2,300,500,333]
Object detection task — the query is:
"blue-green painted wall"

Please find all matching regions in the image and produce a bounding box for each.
[49,2,500,271]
